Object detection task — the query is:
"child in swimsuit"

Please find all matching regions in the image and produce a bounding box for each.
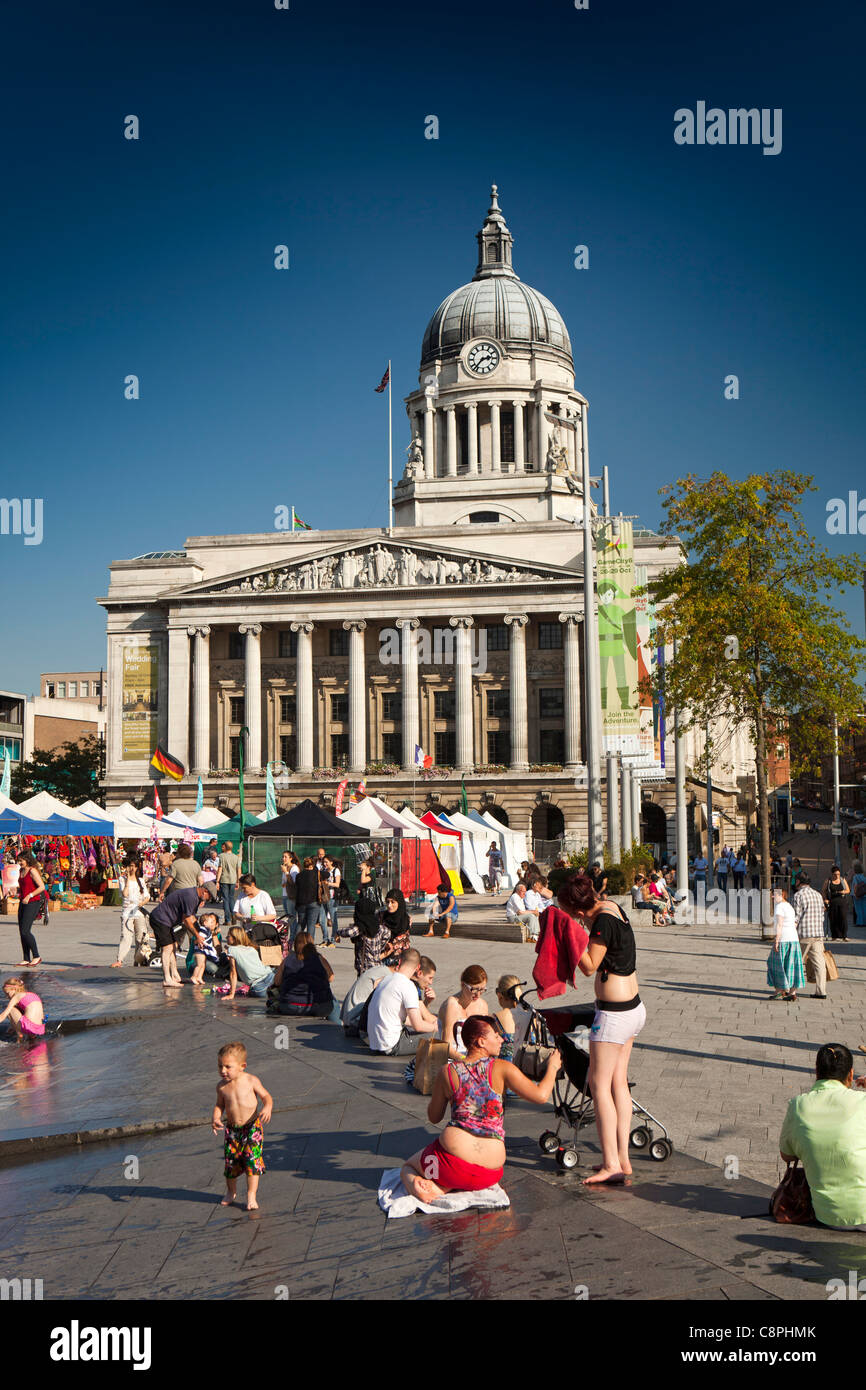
[0,978,46,1040]
[212,1041,273,1210]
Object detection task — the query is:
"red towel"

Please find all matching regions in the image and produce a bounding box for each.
[532,905,589,1000]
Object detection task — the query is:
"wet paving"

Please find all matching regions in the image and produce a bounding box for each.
[1,980,864,1300]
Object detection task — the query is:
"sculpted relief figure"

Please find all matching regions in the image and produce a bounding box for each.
[224,545,548,596]
[404,433,423,479]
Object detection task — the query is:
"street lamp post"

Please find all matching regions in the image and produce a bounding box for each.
[580,412,604,865]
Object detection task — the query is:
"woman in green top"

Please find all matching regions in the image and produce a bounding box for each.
[779,1044,866,1230]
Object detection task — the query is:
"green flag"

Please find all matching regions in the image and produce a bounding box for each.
[238,726,248,871]
[195,775,204,813]
[0,749,10,799]
[265,763,277,821]
[460,775,469,815]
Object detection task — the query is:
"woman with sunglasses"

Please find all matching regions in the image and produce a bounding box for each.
[437,963,489,1059]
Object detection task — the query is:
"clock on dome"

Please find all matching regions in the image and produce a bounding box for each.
[466,341,501,376]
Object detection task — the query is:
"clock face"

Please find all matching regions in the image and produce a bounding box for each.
[466,341,500,375]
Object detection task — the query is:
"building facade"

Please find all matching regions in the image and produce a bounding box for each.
[99,189,754,849]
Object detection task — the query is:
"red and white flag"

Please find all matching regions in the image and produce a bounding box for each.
[154,787,163,821]
[374,366,390,393]
[335,778,349,816]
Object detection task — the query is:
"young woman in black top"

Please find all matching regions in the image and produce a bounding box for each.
[558,873,646,1185]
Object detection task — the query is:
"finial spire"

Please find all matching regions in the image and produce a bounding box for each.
[473,184,517,281]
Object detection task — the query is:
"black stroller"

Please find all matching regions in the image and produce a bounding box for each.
[509,986,673,1170]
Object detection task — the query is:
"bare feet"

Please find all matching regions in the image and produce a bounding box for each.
[583,1167,627,1185]
[246,1199,259,1210]
[592,1161,633,1175]
[110,961,123,968]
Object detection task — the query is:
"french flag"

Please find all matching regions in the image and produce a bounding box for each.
[414,744,432,769]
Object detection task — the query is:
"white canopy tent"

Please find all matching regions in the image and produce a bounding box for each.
[468,810,528,888]
[187,807,231,829]
[17,790,86,819]
[338,796,422,836]
[0,792,19,814]
[439,812,493,893]
[104,801,164,839]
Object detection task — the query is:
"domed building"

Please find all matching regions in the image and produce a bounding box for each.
[99,188,755,856]
[396,186,589,528]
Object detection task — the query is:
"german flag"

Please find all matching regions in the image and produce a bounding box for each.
[151,743,185,781]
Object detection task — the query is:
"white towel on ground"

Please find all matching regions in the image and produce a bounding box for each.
[377,1166,510,1219]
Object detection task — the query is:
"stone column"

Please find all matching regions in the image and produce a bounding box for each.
[467,402,478,473]
[513,400,525,469]
[343,620,367,773]
[504,614,529,772]
[450,617,475,772]
[489,401,501,472]
[536,398,547,471]
[445,406,457,477]
[423,404,435,480]
[189,626,211,774]
[167,627,191,775]
[291,621,314,773]
[399,619,420,770]
[559,612,581,771]
[239,623,262,771]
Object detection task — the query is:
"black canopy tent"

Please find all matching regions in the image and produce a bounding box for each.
[245,799,399,903]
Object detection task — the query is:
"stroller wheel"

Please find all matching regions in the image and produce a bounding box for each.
[649,1138,672,1162]
[629,1125,651,1149]
[555,1146,579,1170]
[539,1131,559,1154]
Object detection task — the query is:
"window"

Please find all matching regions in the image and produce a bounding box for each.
[434,732,456,765]
[485,624,509,651]
[230,737,240,770]
[0,737,21,759]
[331,734,349,768]
[80,681,89,697]
[280,695,296,724]
[46,683,55,698]
[382,732,401,762]
[230,696,245,724]
[487,730,509,763]
[538,623,562,650]
[229,633,244,660]
[68,682,77,698]
[776,745,786,759]
[331,694,349,724]
[58,682,66,698]
[329,629,350,657]
[500,409,514,463]
[94,682,102,698]
[434,690,455,720]
[469,511,500,523]
[278,630,297,659]
[487,689,510,720]
[279,735,296,767]
[539,729,565,762]
[539,687,564,720]
[382,692,402,722]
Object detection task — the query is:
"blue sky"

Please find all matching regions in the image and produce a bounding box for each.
[1,0,864,693]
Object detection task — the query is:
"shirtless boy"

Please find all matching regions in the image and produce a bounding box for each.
[212,1042,273,1210]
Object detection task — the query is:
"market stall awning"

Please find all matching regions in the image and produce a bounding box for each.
[0,809,59,836]
[15,790,84,819]
[247,799,367,839]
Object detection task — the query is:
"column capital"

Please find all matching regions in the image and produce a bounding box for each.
[504,613,529,628]
[487,399,500,410]
[342,619,367,633]
[239,622,262,636]
[443,404,455,414]
[396,618,420,631]
[449,616,475,629]
[558,612,581,627]
[187,624,211,638]
[290,621,314,635]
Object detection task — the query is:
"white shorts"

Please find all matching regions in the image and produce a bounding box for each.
[590,1001,647,1045]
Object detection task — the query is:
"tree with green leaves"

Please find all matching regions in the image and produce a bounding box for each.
[11,734,103,806]
[647,471,866,916]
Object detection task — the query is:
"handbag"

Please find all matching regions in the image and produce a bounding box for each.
[513,1014,556,1079]
[824,949,839,981]
[769,1158,814,1224]
[413,1038,450,1095]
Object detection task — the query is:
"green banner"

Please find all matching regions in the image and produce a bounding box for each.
[596,521,640,754]
[121,644,159,761]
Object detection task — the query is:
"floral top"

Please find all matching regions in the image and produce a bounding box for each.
[445,1057,505,1141]
[339,922,393,975]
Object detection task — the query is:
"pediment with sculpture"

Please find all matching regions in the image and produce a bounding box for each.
[179,543,578,597]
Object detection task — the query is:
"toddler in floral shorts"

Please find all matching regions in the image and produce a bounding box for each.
[212,1041,273,1210]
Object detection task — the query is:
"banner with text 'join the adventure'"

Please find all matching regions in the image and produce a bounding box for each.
[596,520,640,755]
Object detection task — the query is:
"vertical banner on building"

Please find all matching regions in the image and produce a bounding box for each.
[597,521,640,754]
[634,565,664,771]
[121,644,159,761]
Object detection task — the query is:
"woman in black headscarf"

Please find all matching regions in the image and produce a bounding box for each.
[337,890,392,976]
[382,887,412,965]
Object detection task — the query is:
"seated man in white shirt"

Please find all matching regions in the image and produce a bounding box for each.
[505,882,540,940]
[233,874,277,924]
[367,948,438,1056]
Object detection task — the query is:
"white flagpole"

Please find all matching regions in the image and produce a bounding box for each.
[387,359,393,537]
